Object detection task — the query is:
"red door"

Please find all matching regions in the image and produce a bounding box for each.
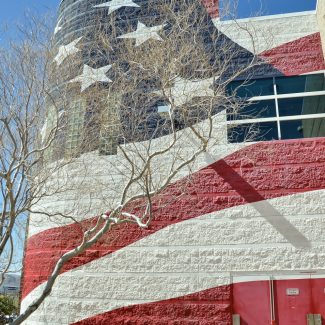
[310,277,325,323]
[233,275,325,324]
[274,278,312,325]
[233,277,271,325]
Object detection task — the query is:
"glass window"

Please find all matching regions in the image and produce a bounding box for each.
[227,73,325,143]
[276,73,325,94]
[281,118,325,139]
[278,97,304,116]
[226,78,273,98]
[301,95,325,115]
[228,121,278,143]
[228,99,276,120]
[304,74,325,92]
[280,120,303,139]
[278,95,325,116]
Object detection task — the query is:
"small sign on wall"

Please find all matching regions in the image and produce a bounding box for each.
[286,288,300,296]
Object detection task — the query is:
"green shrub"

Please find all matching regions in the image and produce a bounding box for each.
[0,295,17,316]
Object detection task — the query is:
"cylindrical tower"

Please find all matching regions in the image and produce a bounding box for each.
[49,0,126,158]
[46,0,268,159]
[50,0,225,158]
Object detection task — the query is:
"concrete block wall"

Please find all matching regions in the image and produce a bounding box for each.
[21,0,325,324]
[21,132,325,324]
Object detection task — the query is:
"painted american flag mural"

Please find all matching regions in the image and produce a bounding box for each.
[21,0,325,324]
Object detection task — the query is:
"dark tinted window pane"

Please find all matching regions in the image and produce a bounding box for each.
[278,97,303,116]
[227,99,276,120]
[227,78,274,98]
[276,73,325,94]
[228,122,278,143]
[280,120,303,139]
[278,95,325,116]
[303,118,325,138]
[301,95,325,115]
[305,74,325,92]
[281,118,325,139]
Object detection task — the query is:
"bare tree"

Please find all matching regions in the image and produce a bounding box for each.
[0,1,269,323]
[0,16,72,282]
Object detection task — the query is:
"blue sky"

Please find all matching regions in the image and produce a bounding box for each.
[0,0,59,43]
[226,0,317,18]
[0,0,318,29]
[0,0,59,24]
[0,1,58,23]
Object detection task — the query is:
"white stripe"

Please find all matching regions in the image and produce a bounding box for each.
[214,13,318,54]
[22,189,325,324]
[28,110,247,237]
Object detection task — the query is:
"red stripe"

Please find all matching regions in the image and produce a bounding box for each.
[260,33,325,76]
[71,278,325,325]
[72,285,232,325]
[22,138,325,298]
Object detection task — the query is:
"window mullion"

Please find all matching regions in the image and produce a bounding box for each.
[273,77,281,140]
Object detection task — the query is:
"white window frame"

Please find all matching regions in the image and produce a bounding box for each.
[227,72,325,140]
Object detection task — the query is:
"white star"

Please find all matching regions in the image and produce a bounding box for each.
[69,64,112,92]
[117,21,164,46]
[54,37,82,66]
[54,17,63,35]
[159,76,216,107]
[94,0,140,14]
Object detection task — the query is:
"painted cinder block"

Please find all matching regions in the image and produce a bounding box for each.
[20,0,325,324]
[21,137,325,324]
